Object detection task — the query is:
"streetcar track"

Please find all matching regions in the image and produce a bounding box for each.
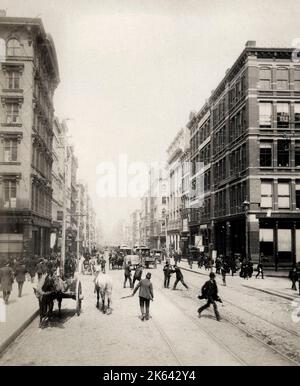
[152,283,247,366]
[150,316,184,366]
[177,272,300,366]
[181,267,300,338]
[223,298,300,339]
[162,285,298,366]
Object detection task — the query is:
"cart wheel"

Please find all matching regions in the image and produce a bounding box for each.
[76,279,82,316]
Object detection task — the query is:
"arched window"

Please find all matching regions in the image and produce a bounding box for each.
[7,38,21,56]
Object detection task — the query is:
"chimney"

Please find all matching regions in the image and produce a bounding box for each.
[246,40,256,48]
[0,10,7,17]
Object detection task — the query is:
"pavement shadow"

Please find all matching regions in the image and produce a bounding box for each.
[40,309,77,329]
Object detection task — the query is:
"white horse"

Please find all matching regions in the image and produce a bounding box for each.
[94,271,113,314]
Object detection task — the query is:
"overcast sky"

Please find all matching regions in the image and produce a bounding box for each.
[3,0,300,241]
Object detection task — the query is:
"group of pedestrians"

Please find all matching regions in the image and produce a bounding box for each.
[0,258,32,304]
[163,261,189,290]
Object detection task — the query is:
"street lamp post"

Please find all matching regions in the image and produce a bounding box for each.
[243,199,250,261]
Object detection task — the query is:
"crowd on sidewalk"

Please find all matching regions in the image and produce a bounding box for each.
[0,252,79,305]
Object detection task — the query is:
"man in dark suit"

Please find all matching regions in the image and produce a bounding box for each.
[198,272,221,321]
[172,265,189,290]
[123,261,133,288]
[14,259,27,297]
[0,261,14,304]
[132,272,154,321]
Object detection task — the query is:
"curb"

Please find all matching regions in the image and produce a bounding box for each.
[180,265,296,301]
[242,285,296,301]
[0,308,39,357]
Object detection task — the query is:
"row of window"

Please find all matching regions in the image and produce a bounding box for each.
[33,112,52,149]
[259,102,300,128]
[190,119,210,154]
[213,144,247,185]
[258,67,300,91]
[260,140,300,168]
[31,184,52,217]
[212,74,247,127]
[32,145,52,181]
[213,182,247,217]
[261,180,300,209]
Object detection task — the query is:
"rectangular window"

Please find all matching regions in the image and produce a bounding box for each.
[259,68,271,90]
[295,103,300,129]
[162,197,166,204]
[277,140,290,167]
[295,70,300,91]
[7,71,20,89]
[259,103,272,128]
[277,103,289,128]
[3,180,17,208]
[260,143,272,167]
[277,229,292,251]
[6,103,19,124]
[295,143,300,167]
[261,181,273,208]
[296,184,300,209]
[278,182,290,209]
[277,68,289,90]
[3,139,17,162]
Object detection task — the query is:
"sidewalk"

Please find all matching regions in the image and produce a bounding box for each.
[178,260,299,301]
[0,278,38,356]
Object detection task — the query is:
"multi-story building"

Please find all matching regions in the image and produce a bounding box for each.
[51,117,64,251]
[185,104,212,254]
[166,127,190,252]
[140,191,151,246]
[0,17,59,262]
[130,209,141,247]
[207,41,300,269]
[149,168,167,249]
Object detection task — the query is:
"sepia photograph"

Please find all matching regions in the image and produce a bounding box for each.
[0,0,299,371]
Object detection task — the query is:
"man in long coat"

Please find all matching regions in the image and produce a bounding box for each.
[0,261,14,304]
[14,259,27,297]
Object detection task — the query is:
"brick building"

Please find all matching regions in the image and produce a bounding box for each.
[189,41,300,269]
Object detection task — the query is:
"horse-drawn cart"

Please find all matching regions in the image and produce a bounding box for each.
[35,269,83,327]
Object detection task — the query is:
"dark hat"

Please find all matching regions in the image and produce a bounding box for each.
[209,272,215,279]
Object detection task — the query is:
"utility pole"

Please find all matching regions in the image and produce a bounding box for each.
[60,126,67,277]
[76,185,81,267]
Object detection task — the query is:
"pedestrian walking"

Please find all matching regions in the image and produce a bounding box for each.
[123,260,133,288]
[215,256,222,274]
[132,263,143,287]
[0,261,14,304]
[100,257,106,274]
[188,255,193,269]
[172,265,189,290]
[256,262,264,279]
[27,256,37,282]
[198,272,221,321]
[221,261,228,286]
[14,259,27,297]
[163,261,173,288]
[229,256,237,276]
[132,272,154,321]
[36,258,46,281]
[289,267,298,290]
